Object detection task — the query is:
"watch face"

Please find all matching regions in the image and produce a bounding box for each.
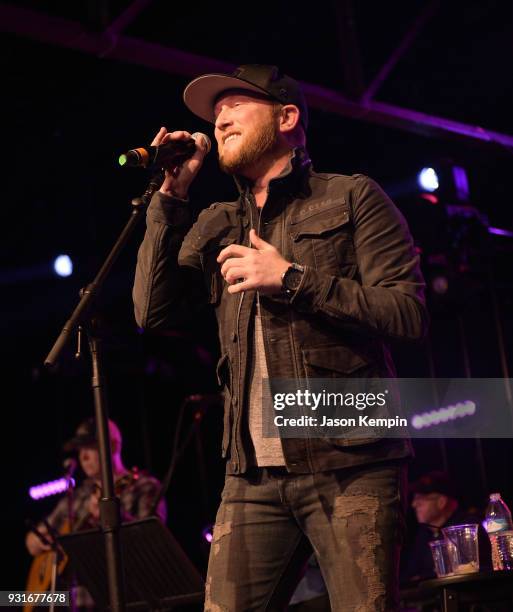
[284,267,303,291]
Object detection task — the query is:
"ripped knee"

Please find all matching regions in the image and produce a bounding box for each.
[211,520,232,557]
[204,575,230,612]
[333,493,387,611]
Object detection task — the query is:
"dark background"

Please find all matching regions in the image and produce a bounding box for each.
[1,0,513,592]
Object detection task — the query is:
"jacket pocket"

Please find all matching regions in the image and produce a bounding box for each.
[216,353,233,457]
[289,201,350,237]
[289,205,356,277]
[302,346,386,447]
[302,345,371,378]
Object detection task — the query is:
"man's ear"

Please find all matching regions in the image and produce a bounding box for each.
[278,104,301,135]
[437,494,449,510]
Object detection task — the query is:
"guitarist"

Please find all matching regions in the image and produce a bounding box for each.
[25,418,167,607]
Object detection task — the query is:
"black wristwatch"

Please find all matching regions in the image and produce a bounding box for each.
[281,263,305,296]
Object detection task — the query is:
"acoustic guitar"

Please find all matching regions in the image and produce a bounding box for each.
[24,512,91,612]
[24,471,137,611]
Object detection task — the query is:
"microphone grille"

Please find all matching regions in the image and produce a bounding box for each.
[191,132,211,154]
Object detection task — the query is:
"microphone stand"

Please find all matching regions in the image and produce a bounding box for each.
[44,171,164,612]
[65,469,77,612]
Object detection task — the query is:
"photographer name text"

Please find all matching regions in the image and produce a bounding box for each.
[274,415,408,428]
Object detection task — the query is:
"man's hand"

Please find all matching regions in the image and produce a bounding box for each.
[218,229,291,295]
[25,525,52,557]
[151,127,209,199]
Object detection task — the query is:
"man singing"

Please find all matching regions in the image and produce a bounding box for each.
[133,64,427,611]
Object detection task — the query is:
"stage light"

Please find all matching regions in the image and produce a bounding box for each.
[29,477,75,500]
[452,165,470,201]
[418,167,439,192]
[431,275,449,295]
[54,254,73,277]
[411,400,476,430]
[489,226,513,238]
[202,524,214,544]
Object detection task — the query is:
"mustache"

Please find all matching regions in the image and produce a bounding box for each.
[218,122,279,175]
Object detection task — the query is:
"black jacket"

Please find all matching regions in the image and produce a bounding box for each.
[133,148,428,474]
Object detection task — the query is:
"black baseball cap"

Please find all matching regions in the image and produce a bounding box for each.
[410,471,458,499]
[183,64,308,130]
[63,417,122,452]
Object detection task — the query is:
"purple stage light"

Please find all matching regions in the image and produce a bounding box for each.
[202,524,214,544]
[452,166,470,201]
[489,226,513,238]
[29,477,75,500]
[411,400,476,430]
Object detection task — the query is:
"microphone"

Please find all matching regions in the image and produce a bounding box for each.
[119,132,211,168]
[63,457,77,477]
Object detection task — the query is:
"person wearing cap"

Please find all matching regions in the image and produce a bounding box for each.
[133,64,427,610]
[25,417,166,556]
[401,470,491,583]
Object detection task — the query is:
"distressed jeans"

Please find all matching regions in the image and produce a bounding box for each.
[205,460,407,612]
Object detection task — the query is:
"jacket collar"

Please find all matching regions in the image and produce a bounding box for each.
[233,147,312,200]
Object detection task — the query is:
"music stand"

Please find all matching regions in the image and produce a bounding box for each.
[58,518,204,611]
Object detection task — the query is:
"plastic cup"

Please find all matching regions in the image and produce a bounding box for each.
[442,524,479,574]
[429,539,456,577]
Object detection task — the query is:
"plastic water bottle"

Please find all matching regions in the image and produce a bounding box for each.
[483,493,513,570]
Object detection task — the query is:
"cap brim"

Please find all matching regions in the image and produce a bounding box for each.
[63,435,97,452]
[183,74,272,124]
[409,482,454,497]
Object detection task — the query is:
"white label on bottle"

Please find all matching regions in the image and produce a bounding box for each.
[485,518,509,533]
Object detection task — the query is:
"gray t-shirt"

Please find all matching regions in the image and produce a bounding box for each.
[247,300,286,466]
